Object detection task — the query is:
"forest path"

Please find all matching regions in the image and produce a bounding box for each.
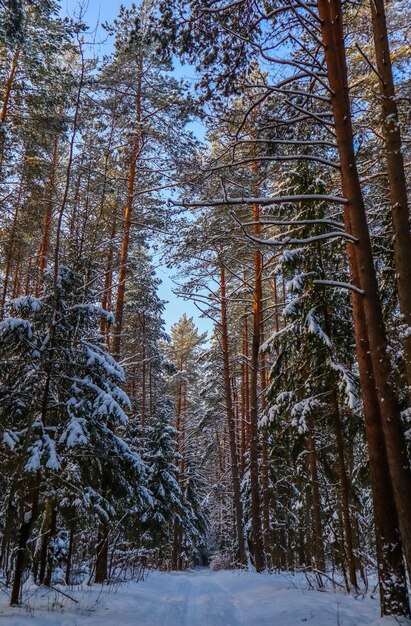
[2,567,406,626]
[156,568,245,626]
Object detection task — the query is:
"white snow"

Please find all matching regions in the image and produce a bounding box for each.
[24,441,42,472]
[0,568,408,626]
[2,431,17,451]
[59,417,88,447]
[13,296,42,312]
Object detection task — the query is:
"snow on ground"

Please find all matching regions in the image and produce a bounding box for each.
[0,567,410,626]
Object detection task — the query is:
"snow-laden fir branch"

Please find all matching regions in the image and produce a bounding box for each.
[313,279,365,295]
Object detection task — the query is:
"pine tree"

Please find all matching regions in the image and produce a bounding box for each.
[0,266,148,602]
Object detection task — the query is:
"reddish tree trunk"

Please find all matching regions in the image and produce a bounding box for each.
[112,59,143,358]
[100,208,117,343]
[317,0,411,595]
[0,47,20,172]
[369,0,411,394]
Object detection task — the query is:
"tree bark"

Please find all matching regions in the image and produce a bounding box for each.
[100,206,117,343]
[348,247,409,615]
[112,57,143,358]
[240,314,249,475]
[65,523,75,585]
[0,177,23,318]
[369,0,411,395]
[95,529,109,584]
[10,486,40,606]
[0,47,20,173]
[331,395,358,589]
[219,263,247,566]
[35,136,59,295]
[248,202,265,572]
[38,498,54,585]
[306,430,325,573]
[259,324,271,564]
[317,0,411,596]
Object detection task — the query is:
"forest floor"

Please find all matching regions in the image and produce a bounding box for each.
[0,567,410,626]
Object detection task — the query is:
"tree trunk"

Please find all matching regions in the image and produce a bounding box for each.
[100,205,117,343]
[95,529,109,584]
[306,430,325,573]
[65,523,75,585]
[141,317,147,430]
[219,263,247,566]
[317,0,411,596]
[241,314,249,475]
[349,253,409,615]
[44,506,57,587]
[12,246,22,299]
[112,58,143,358]
[369,0,411,395]
[247,201,265,572]
[0,179,22,318]
[260,324,271,564]
[35,136,59,295]
[171,521,181,570]
[0,47,20,172]
[10,487,40,606]
[331,395,358,589]
[0,492,16,573]
[38,498,54,585]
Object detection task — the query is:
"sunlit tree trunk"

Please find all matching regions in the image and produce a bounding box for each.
[348,241,409,614]
[100,206,117,343]
[317,0,411,601]
[0,47,20,172]
[369,0,411,395]
[112,57,143,358]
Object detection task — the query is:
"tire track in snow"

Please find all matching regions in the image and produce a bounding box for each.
[183,570,245,626]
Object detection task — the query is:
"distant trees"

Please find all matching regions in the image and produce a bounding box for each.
[164,314,208,569]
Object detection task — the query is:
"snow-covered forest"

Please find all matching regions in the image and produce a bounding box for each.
[1,0,411,623]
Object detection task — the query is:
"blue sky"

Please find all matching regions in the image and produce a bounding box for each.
[61,0,212,337]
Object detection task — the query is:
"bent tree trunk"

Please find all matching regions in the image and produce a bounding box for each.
[317,0,411,609]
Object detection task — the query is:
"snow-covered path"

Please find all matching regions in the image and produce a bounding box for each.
[1,568,409,626]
